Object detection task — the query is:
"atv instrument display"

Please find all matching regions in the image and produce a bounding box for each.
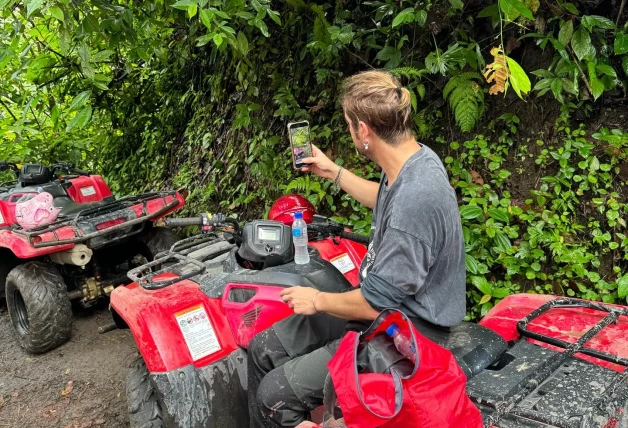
[0,161,185,353]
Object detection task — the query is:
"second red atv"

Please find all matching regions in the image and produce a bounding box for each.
[110,196,628,428]
[0,161,184,353]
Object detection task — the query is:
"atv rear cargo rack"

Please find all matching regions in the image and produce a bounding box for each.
[14,191,180,247]
[476,298,628,428]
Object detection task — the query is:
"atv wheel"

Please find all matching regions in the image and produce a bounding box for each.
[5,262,72,353]
[127,357,164,428]
[137,227,179,260]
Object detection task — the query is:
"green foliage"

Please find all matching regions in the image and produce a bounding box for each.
[443,73,485,132]
[445,122,628,318]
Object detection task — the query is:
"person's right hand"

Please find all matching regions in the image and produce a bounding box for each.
[301,145,341,181]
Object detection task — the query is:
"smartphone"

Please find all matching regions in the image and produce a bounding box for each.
[287,121,313,170]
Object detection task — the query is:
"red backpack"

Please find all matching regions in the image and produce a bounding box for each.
[327,309,483,428]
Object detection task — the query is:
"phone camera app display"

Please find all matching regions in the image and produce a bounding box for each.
[290,125,312,167]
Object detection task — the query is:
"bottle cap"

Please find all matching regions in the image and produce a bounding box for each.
[385,323,399,337]
[294,211,303,219]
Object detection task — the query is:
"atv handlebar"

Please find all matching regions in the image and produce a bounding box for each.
[339,230,370,245]
[0,162,19,174]
[51,162,90,176]
[166,217,205,227]
[165,213,239,231]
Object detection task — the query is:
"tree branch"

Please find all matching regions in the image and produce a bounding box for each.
[566,46,594,99]
[0,98,17,121]
[617,0,626,28]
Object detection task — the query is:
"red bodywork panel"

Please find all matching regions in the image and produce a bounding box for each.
[222,283,295,349]
[480,294,628,372]
[112,236,368,373]
[309,237,367,287]
[66,175,113,203]
[0,192,184,258]
[111,278,239,373]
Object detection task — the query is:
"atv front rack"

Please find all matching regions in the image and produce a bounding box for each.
[15,191,180,247]
[478,298,628,428]
[127,253,207,290]
[128,233,234,290]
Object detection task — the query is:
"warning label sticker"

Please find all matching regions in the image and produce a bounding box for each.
[80,186,96,196]
[175,305,221,361]
[330,253,356,274]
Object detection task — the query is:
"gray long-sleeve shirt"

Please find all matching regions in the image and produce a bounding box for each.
[358,144,466,327]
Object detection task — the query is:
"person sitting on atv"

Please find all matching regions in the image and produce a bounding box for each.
[248,69,466,428]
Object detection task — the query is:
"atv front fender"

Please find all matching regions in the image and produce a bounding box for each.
[150,349,249,428]
[110,279,238,373]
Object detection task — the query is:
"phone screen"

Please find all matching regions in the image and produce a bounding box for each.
[289,122,312,169]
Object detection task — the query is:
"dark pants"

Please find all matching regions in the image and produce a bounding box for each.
[248,313,347,428]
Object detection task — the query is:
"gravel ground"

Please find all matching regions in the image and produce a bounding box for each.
[0,302,137,428]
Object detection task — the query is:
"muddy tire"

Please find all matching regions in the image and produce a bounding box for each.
[127,357,164,428]
[138,227,179,260]
[5,262,72,354]
[0,251,19,301]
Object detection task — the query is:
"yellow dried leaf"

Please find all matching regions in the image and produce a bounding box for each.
[484,47,510,96]
[480,294,492,305]
[61,380,74,396]
[524,0,540,14]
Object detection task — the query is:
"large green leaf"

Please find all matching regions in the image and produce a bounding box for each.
[615,32,628,55]
[449,0,464,11]
[465,254,480,274]
[581,15,615,31]
[588,61,604,100]
[488,208,510,223]
[236,32,249,56]
[66,106,93,132]
[68,91,92,113]
[460,205,484,220]
[200,9,213,30]
[471,276,492,295]
[572,27,594,61]
[618,275,628,298]
[25,0,44,17]
[392,8,414,28]
[506,56,531,98]
[558,20,574,47]
[493,233,512,253]
[171,0,196,10]
[499,0,534,20]
[48,6,64,22]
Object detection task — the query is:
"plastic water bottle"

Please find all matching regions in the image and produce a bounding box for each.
[386,323,416,363]
[292,211,310,265]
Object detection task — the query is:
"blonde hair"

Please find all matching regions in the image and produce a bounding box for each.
[340,70,412,146]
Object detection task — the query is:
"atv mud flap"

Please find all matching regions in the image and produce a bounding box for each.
[151,348,250,428]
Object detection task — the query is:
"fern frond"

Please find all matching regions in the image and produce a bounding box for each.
[443,73,485,133]
[390,66,427,80]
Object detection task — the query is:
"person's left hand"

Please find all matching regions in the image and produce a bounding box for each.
[280,286,320,315]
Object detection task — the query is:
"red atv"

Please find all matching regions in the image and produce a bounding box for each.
[110,196,628,428]
[0,161,184,353]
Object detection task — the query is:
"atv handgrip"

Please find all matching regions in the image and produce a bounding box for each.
[72,167,90,176]
[165,217,203,227]
[340,231,370,245]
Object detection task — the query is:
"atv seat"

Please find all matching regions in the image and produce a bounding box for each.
[52,196,114,218]
[442,323,508,378]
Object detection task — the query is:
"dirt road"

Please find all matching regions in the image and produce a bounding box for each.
[0,302,137,428]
